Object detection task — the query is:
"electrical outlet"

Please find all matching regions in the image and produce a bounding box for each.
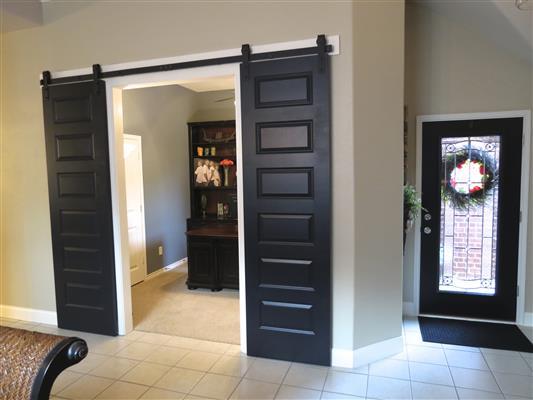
[158,246,163,256]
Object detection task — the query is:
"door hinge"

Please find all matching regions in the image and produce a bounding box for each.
[517,285,519,297]
[519,211,522,223]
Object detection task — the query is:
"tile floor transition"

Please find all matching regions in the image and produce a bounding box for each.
[1,317,531,400]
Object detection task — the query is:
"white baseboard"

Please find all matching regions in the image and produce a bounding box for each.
[331,348,355,368]
[332,335,404,368]
[521,312,533,327]
[403,302,416,317]
[518,312,533,342]
[145,257,187,281]
[353,335,404,367]
[0,304,57,325]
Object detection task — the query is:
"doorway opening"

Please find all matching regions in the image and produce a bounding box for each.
[106,63,247,352]
[121,77,241,345]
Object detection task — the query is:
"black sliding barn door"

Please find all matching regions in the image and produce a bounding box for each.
[42,80,118,335]
[242,55,331,365]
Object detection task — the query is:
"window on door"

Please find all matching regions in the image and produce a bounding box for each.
[439,135,500,296]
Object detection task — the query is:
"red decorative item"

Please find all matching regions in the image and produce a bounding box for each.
[220,159,234,186]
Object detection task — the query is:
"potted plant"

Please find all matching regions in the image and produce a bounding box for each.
[404,184,424,250]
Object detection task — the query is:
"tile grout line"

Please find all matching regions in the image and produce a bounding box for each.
[216,355,255,400]
[479,349,507,396]
[405,338,414,400]
[441,341,461,400]
[319,363,330,396]
[272,361,293,399]
[364,370,370,399]
[51,370,85,399]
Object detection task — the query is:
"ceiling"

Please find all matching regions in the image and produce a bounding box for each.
[415,0,532,64]
[176,75,235,92]
[122,75,235,92]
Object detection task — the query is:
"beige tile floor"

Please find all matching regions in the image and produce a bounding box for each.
[1,317,532,399]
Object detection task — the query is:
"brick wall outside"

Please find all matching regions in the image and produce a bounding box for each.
[440,190,498,286]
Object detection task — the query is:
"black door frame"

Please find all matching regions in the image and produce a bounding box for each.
[42,36,338,361]
[413,111,530,323]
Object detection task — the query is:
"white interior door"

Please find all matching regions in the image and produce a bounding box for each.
[123,134,147,285]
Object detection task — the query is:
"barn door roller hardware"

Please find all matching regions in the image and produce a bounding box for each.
[42,70,51,99]
[241,44,251,80]
[316,34,327,72]
[92,64,102,94]
[40,34,332,86]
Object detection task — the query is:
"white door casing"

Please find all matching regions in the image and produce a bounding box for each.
[123,134,148,285]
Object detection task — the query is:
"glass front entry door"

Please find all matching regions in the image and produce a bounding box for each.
[420,117,523,321]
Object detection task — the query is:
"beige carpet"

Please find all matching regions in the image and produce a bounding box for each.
[131,266,240,344]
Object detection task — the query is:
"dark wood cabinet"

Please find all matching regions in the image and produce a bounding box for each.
[216,240,239,289]
[187,239,215,288]
[186,227,238,291]
[185,120,239,291]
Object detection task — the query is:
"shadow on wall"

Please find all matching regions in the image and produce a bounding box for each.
[1,2,90,33]
[146,237,164,273]
[1,2,43,32]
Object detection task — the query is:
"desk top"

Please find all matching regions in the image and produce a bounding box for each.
[186,225,238,239]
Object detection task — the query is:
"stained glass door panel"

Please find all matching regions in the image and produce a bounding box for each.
[420,118,522,321]
[439,136,500,295]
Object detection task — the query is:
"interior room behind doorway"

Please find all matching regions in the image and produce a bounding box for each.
[121,79,239,344]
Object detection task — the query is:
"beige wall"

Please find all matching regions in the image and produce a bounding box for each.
[353,2,405,349]
[404,3,533,314]
[529,9,533,320]
[0,1,405,353]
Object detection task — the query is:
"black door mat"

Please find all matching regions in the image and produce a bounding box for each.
[418,316,533,353]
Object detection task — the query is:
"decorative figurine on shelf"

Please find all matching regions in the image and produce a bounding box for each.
[197,147,203,156]
[223,203,230,218]
[208,161,221,187]
[217,202,224,220]
[211,146,216,156]
[194,160,209,186]
[204,147,210,156]
[200,194,208,219]
[220,159,234,187]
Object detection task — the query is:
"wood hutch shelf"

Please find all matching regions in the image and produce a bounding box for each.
[186,120,238,291]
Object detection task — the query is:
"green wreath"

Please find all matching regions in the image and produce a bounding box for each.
[441,148,498,210]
